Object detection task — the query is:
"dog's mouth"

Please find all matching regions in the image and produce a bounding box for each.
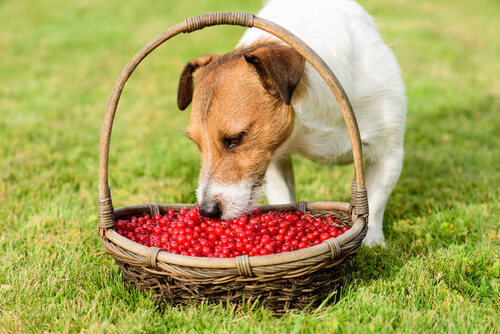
[219,182,261,220]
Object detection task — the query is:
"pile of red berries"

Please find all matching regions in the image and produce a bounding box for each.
[115,207,350,258]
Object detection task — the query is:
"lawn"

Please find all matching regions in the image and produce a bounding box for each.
[1,0,499,332]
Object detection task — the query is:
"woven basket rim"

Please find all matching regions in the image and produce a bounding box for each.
[105,201,365,270]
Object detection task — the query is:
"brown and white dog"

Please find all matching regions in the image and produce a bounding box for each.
[177,0,407,246]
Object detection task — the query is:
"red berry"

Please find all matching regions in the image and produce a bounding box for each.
[214,226,224,236]
[329,226,339,237]
[320,232,331,241]
[188,211,198,221]
[170,240,179,250]
[177,235,187,244]
[244,243,253,253]
[202,246,211,256]
[341,226,350,233]
[238,216,248,226]
[235,242,245,252]
[261,235,271,245]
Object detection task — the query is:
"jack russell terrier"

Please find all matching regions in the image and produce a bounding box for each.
[177,0,407,246]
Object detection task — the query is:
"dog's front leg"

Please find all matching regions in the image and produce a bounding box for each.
[263,156,296,205]
[363,145,404,246]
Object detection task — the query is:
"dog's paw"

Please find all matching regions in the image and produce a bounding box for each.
[363,233,386,247]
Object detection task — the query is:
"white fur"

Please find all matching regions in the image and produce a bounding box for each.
[263,156,296,205]
[239,0,407,246]
[197,179,259,219]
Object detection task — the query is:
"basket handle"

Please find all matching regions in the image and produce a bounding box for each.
[98,12,367,227]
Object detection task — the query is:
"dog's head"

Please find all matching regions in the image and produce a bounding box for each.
[177,40,305,219]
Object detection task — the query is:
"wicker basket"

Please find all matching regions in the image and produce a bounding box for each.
[98,12,369,314]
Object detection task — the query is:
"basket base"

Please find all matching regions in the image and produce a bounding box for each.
[118,259,351,315]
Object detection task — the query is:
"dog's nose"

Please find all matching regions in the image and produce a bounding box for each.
[199,202,221,218]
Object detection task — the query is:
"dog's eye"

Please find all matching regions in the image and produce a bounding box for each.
[225,132,245,150]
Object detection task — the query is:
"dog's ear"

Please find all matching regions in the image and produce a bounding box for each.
[244,44,305,105]
[178,54,219,110]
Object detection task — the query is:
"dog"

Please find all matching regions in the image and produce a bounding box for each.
[177,0,407,246]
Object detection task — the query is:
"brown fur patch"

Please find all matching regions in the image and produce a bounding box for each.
[179,39,305,215]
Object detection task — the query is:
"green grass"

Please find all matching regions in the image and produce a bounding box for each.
[1,0,499,332]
